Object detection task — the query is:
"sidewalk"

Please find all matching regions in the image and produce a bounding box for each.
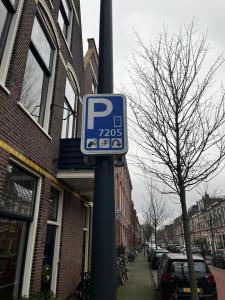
[117,252,156,300]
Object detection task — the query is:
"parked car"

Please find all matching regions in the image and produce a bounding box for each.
[167,244,182,253]
[151,249,169,270]
[148,245,161,262]
[180,246,202,256]
[212,249,225,268]
[157,253,217,300]
[191,246,202,255]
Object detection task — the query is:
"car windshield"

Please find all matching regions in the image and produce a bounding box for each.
[156,252,165,257]
[171,260,206,273]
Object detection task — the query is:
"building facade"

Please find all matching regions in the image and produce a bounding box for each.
[115,163,140,251]
[160,194,225,253]
[0,1,93,299]
[189,194,225,253]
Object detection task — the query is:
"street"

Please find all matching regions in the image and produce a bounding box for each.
[209,265,225,300]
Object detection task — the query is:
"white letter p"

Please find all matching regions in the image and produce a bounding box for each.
[87,98,113,129]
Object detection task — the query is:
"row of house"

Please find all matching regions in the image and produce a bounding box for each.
[160,193,225,253]
[0,1,140,299]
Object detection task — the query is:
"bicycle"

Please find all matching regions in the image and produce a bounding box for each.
[116,256,129,285]
[75,272,91,300]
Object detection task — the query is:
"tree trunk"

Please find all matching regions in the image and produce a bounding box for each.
[180,187,199,300]
[155,225,157,249]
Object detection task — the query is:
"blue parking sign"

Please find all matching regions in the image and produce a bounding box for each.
[81,94,128,155]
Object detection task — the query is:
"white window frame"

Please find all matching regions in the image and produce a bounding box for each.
[0,0,25,91]
[5,159,42,298]
[83,205,90,273]
[47,187,64,295]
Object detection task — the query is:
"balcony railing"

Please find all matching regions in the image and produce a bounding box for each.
[58,138,126,171]
[58,138,94,170]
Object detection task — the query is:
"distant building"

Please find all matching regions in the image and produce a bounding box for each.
[115,163,139,251]
[172,216,184,245]
[189,193,225,252]
[164,224,174,245]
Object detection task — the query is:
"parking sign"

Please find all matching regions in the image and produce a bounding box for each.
[81,94,128,155]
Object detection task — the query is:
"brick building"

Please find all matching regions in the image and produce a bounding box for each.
[0,0,94,299]
[160,194,225,253]
[115,163,140,251]
[164,224,174,245]
[189,194,225,253]
[0,1,140,299]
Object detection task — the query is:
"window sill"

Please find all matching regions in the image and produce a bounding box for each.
[57,23,73,59]
[17,102,52,141]
[0,82,10,95]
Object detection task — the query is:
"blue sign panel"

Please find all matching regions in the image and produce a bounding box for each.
[81,94,128,155]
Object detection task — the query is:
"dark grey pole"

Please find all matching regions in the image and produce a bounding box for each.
[90,0,116,300]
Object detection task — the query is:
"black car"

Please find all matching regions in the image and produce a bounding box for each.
[157,253,217,299]
[151,249,169,270]
[212,249,225,268]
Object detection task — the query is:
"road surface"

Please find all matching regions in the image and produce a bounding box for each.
[209,265,225,300]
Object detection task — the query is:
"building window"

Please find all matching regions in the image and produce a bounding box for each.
[61,78,78,139]
[0,162,38,299]
[20,17,54,126]
[42,187,62,293]
[48,188,59,222]
[82,206,90,272]
[0,218,28,299]
[0,0,18,64]
[58,0,72,41]
[1,163,37,219]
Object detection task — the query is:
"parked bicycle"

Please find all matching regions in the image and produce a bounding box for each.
[116,254,129,285]
[75,272,91,300]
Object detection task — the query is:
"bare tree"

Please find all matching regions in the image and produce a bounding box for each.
[143,183,171,249]
[142,221,153,243]
[127,20,225,300]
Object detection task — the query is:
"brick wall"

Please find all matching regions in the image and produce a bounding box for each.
[57,192,84,299]
[0,0,87,298]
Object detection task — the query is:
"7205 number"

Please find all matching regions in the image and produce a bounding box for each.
[98,128,122,137]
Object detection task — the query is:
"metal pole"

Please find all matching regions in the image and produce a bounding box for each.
[90,0,116,299]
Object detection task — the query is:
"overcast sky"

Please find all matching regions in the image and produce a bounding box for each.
[80,0,225,224]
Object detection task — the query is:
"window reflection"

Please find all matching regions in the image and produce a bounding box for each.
[0,1,13,63]
[61,102,69,139]
[9,0,17,6]
[61,78,77,139]
[20,49,45,123]
[0,218,28,300]
[62,0,70,20]
[1,163,37,218]
[58,0,71,40]
[67,112,74,138]
[20,17,53,126]
[48,188,59,222]
[31,18,52,70]
[65,78,75,108]
[0,2,7,40]
[58,10,67,37]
